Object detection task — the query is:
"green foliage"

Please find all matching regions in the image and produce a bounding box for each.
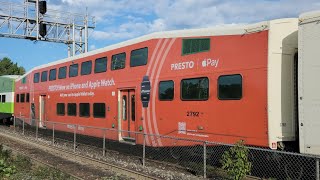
[32,166,73,180]
[0,160,16,178]
[0,57,25,75]
[221,140,252,180]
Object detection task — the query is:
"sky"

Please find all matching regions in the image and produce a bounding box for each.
[1,0,320,72]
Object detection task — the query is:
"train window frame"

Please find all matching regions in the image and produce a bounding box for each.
[130,47,148,67]
[94,57,107,73]
[16,94,20,103]
[182,38,210,56]
[81,60,92,76]
[180,77,209,101]
[57,103,65,116]
[159,80,174,101]
[49,68,57,81]
[69,64,79,78]
[111,52,126,70]
[26,93,30,103]
[67,103,77,116]
[41,71,48,82]
[218,74,243,100]
[58,66,67,79]
[1,95,5,103]
[79,103,90,117]
[20,93,25,103]
[93,103,106,118]
[33,72,40,83]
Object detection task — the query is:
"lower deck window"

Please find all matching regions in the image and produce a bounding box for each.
[68,103,77,116]
[159,81,174,100]
[218,74,242,100]
[1,95,5,103]
[57,103,65,116]
[181,77,209,100]
[79,103,90,117]
[93,103,106,118]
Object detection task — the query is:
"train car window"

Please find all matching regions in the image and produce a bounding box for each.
[16,94,20,103]
[111,52,126,70]
[1,95,5,103]
[58,66,67,79]
[181,77,209,100]
[49,68,57,81]
[67,103,77,116]
[130,47,148,67]
[131,95,135,121]
[20,93,25,103]
[26,93,30,103]
[182,38,210,55]
[93,103,106,118]
[0,95,1,102]
[94,57,107,73]
[69,64,79,77]
[33,73,40,83]
[79,103,90,117]
[218,74,242,100]
[81,60,92,75]
[159,80,174,100]
[122,95,127,120]
[57,103,65,116]
[22,77,27,84]
[41,71,48,82]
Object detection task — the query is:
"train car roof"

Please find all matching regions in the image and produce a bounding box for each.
[299,10,320,24]
[0,75,20,79]
[16,18,297,82]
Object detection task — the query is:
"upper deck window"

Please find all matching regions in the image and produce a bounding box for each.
[58,66,67,79]
[34,73,40,83]
[130,47,148,67]
[111,53,126,70]
[94,57,107,73]
[22,77,27,84]
[49,68,57,81]
[181,77,209,100]
[69,64,79,77]
[81,60,92,75]
[182,38,210,55]
[41,71,48,82]
[218,74,242,100]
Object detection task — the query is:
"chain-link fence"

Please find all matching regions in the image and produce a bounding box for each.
[11,116,320,179]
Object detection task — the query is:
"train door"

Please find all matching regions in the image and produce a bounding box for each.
[119,89,136,143]
[39,95,46,127]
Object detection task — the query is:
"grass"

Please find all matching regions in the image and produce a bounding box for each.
[0,144,74,180]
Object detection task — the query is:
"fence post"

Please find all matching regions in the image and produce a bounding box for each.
[103,129,106,156]
[52,123,55,145]
[316,158,319,180]
[204,141,207,179]
[13,116,16,131]
[143,133,146,168]
[22,117,25,135]
[36,119,38,140]
[73,124,77,153]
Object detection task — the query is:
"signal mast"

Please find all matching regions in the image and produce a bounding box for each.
[0,0,95,56]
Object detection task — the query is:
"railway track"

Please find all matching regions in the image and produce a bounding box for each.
[0,130,160,180]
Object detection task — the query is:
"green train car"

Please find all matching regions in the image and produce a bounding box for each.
[0,75,19,124]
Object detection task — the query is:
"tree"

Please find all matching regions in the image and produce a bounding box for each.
[0,57,25,75]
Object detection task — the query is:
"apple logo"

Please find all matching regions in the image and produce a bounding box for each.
[202,60,207,67]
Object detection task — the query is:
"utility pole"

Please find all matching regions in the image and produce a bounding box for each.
[0,0,95,56]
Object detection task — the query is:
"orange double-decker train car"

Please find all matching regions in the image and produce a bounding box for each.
[14,18,299,149]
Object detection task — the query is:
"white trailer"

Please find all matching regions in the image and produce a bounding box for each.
[299,11,320,155]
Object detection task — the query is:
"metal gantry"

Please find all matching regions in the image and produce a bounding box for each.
[0,0,95,56]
